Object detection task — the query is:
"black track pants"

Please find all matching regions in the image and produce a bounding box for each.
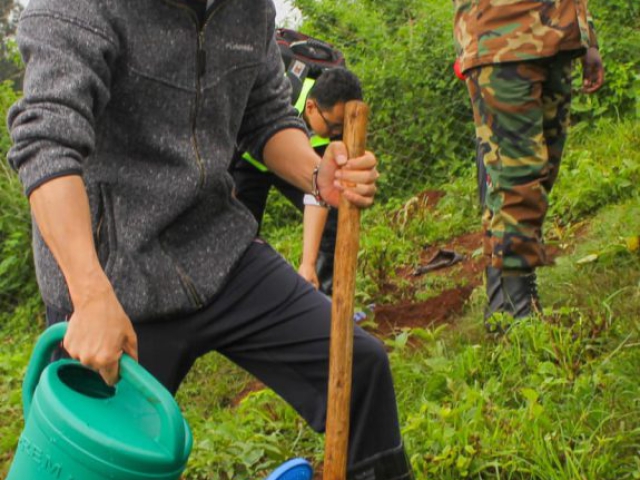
[47,240,404,468]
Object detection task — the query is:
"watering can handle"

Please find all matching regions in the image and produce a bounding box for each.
[22,322,186,461]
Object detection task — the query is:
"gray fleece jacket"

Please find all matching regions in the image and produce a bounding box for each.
[7,0,307,322]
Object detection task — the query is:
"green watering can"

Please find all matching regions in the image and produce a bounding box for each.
[7,322,192,480]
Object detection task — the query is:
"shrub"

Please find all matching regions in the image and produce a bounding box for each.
[0,80,37,324]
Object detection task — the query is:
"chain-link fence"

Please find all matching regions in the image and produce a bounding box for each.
[260,0,482,232]
[262,89,477,234]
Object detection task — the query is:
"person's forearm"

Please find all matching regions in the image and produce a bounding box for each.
[30,175,137,384]
[262,128,319,193]
[29,175,111,304]
[301,205,329,268]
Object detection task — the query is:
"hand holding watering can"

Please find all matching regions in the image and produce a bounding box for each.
[8,323,314,480]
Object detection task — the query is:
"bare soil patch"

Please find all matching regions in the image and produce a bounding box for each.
[370,230,486,338]
[370,225,575,337]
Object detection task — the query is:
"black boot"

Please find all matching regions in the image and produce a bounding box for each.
[484,268,542,332]
[484,266,510,333]
[484,266,504,320]
[502,271,542,318]
[347,444,414,480]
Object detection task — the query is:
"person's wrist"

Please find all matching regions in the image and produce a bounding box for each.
[300,258,317,268]
[68,268,113,307]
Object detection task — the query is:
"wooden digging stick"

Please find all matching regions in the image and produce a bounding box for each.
[323,100,370,480]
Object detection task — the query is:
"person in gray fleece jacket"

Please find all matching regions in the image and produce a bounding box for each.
[7,0,414,478]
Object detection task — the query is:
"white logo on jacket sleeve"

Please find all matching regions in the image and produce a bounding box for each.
[225,42,255,52]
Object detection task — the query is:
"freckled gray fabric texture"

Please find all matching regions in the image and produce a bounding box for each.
[7,0,307,322]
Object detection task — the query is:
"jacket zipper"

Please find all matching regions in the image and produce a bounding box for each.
[96,216,104,242]
[161,0,232,187]
[175,261,204,309]
[157,0,233,308]
[157,238,203,308]
[161,0,233,193]
[192,27,206,192]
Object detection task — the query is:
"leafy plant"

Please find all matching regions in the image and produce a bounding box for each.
[0,81,36,321]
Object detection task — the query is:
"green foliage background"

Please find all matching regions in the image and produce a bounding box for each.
[1,0,639,478]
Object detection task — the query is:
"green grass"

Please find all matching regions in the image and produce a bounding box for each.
[176,354,320,479]
[393,199,640,479]
[0,298,44,479]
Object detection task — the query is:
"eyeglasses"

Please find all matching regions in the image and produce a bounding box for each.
[315,102,343,137]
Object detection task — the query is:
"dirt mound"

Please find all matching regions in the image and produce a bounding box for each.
[374,285,476,334]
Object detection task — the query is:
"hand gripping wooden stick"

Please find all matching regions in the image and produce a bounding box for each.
[323,100,370,480]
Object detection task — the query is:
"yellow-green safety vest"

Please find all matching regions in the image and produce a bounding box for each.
[242,77,330,172]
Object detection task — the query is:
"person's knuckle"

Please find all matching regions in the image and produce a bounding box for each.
[83,357,103,372]
[92,356,108,368]
[95,352,117,367]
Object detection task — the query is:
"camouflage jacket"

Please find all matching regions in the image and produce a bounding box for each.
[453,0,598,72]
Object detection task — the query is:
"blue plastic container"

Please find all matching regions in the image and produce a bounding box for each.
[266,458,314,480]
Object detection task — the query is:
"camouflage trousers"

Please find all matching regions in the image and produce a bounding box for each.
[466,55,573,271]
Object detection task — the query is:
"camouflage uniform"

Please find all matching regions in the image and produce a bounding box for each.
[453,0,598,271]
[454,0,598,74]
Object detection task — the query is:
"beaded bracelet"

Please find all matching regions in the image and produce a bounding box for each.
[311,164,329,208]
